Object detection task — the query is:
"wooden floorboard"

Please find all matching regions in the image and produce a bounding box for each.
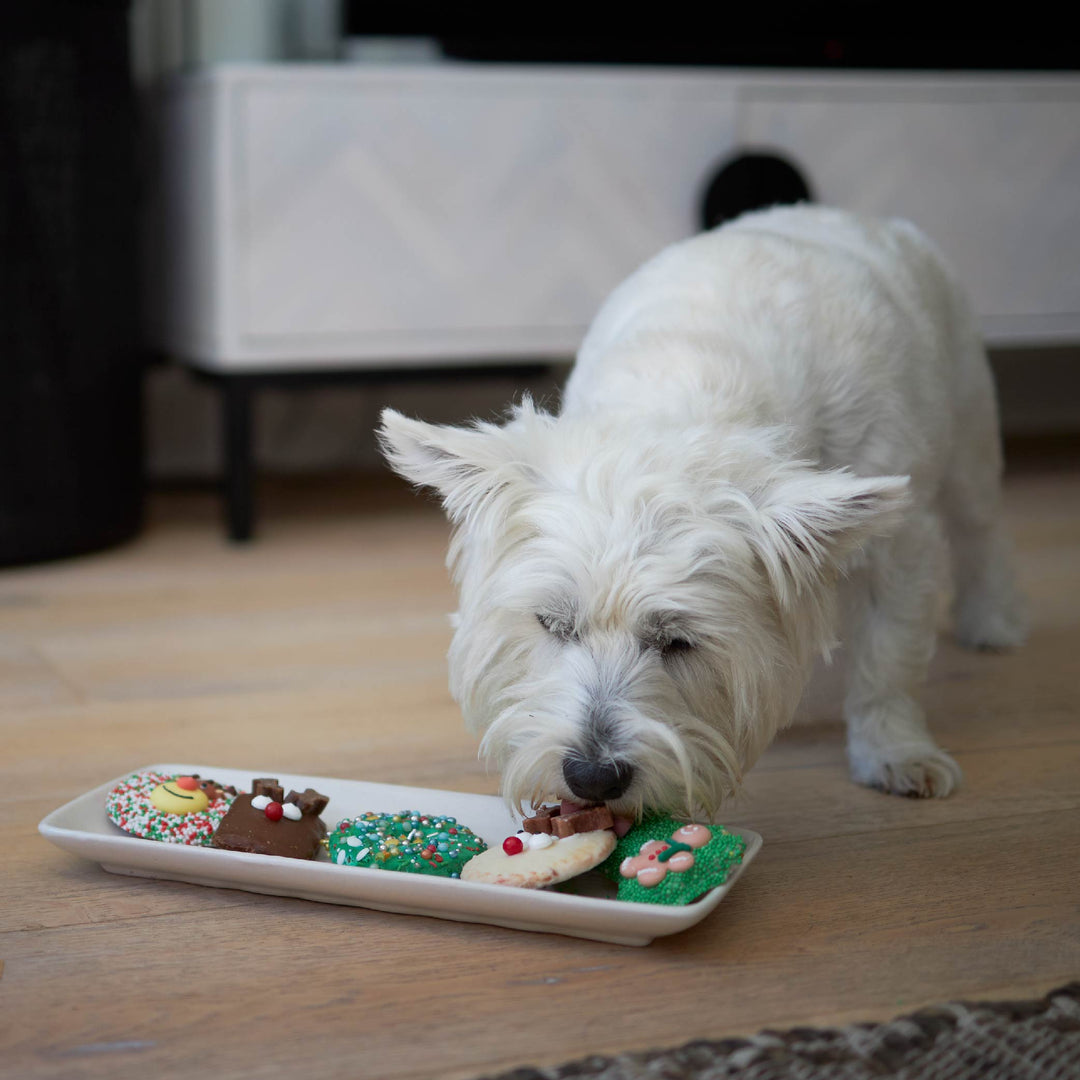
[2,444,1078,1079]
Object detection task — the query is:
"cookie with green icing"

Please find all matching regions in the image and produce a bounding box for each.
[328,810,487,878]
[599,815,746,905]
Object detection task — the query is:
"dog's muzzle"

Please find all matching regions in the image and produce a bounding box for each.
[561,758,634,802]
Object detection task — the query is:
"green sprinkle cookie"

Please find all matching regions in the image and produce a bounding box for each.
[328,810,487,878]
[599,815,746,905]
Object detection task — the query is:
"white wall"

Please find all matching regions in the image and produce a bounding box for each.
[130,0,342,83]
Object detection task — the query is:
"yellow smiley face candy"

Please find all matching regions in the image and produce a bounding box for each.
[149,777,210,815]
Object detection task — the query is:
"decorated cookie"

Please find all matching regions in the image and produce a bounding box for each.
[524,802,615,837]
[106,770,237,846]
[460,828,616,889]
[211,778,329,860]
[327,811,486,878]
[525,801,634,838]
[599,816,746,905]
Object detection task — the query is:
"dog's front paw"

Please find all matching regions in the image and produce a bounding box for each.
[954,595,1028,652]
[847,729,962,799]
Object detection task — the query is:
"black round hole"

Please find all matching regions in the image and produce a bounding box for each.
[700,151,813,231]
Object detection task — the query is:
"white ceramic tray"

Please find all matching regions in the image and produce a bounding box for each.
[38,763,761,946]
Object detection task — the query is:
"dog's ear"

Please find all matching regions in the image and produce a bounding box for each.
[378,407,528,523]
[752,469,911,606]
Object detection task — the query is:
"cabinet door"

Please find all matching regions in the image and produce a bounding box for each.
[235,72,736,359]
[741,79,1080,343]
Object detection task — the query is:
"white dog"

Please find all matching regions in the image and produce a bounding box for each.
[379,205,1025,819]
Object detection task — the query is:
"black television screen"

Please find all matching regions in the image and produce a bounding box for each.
[343,4,1079,71]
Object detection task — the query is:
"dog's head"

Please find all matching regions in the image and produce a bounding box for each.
[379,399,908,818]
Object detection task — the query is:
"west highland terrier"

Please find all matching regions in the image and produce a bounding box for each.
[379,205,1026,819]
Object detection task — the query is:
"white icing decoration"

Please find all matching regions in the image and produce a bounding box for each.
[356,848,370,860]
[251,795,271,810]
[282,802,302,821]
[346,835,361,846]
[336,850,346,865]
[526,832,556,850]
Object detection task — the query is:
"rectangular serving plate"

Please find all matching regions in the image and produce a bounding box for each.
[38,763,762,946]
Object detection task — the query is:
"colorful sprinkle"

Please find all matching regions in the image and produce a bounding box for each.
[105,770,235,846]
[327,810,486,877]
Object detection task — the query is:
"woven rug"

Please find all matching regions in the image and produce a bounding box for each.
[484,982,1080,1080]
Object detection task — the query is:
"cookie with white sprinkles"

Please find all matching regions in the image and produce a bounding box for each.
[328,811,487,878]
[106,770,236,846]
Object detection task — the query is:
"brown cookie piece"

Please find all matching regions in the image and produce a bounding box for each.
[211,779,328,860]
[552,804,615,837]
[522,805,561,834]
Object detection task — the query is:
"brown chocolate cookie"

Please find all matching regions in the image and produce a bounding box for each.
[211,778,328,860]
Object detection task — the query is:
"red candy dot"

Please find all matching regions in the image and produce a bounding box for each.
[502,836,524,856]
[175,776,199,791]
[264,801,284,822]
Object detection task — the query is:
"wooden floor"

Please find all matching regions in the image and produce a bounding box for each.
[2,442,1078,1080]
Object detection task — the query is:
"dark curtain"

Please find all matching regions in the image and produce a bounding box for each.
[0,0,144,565]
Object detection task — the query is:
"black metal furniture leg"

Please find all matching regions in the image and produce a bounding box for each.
[195,360,562,542]
[222,377,255,542]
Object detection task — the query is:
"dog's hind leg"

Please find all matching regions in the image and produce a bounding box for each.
[941,337,1027,651]
[844,512,963,797]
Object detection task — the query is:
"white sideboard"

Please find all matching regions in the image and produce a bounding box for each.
[144,62,1080,540]
[148,63,1080,373]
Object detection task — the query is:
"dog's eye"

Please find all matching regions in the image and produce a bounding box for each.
[536,612,577,642]
[661,638,694,658]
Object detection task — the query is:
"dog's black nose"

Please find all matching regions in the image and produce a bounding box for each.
[562,758,634,802]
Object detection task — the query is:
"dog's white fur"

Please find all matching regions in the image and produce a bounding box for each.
[379,205,1025,818]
